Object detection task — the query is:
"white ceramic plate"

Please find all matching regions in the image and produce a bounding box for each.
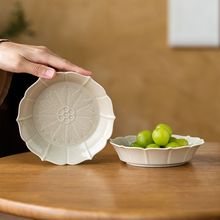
[110,135,204,167]
[17,72,115,165]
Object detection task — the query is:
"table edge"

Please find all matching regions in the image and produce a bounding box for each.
[0,198,220,220]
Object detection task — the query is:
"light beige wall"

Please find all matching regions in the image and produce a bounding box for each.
[1,0,220,141]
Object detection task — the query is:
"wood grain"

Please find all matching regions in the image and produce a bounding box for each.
[0,143,219,220]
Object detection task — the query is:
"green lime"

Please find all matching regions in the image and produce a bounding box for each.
[156,123,172,135]
[152,127,170,146]
[136,130,153,147]
[130,141,143,148]
[166,142,180,148]
[169,136,177,142]
[147,143,160,148]
[175,138,189,146]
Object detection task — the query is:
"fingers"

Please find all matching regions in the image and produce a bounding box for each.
[0,42,92,78]
[28,47,92,76]
[47,55,92,76]
[20,58,55,79]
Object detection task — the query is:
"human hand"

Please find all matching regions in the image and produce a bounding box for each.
[0,42,92,79]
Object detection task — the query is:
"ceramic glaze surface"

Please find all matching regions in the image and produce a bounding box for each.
[110,135,204,167]
[17,72,115,165]
[33,81,99,147]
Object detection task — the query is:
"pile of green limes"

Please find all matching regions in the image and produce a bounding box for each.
[130,123,189,148]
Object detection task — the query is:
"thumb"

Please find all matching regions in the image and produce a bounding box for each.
[21,58,55,79]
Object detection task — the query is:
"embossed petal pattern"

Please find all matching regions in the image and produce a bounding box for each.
[17,72,115,165]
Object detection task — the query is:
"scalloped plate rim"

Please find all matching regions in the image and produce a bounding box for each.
[110,134,205,150]
[17,71,115,165]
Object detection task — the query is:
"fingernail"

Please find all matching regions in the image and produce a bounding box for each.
[42,68,55,79]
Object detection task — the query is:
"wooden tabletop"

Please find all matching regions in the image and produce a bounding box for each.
[0,143,219,220]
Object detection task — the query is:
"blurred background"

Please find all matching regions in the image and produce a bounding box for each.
[0,0,220,141]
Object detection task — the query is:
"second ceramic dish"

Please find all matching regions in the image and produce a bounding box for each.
[110,135,204,167]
